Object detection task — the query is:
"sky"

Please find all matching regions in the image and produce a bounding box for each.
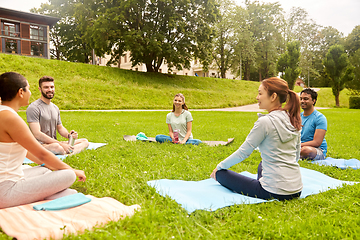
[0,0,359,36]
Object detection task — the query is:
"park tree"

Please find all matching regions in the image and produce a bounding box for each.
[346,49,360,95]
[276,41,301,90]
[230,5,256,80]
[323,44,354,107]
[245,0,284,81]
[93,0,218,72]
[281,7,320,87]
[345,25,360,57]
[31,0,95,63]
[211,0,237,78]
[307,26,344,87]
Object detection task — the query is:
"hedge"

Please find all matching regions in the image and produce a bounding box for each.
[349,96,360,109]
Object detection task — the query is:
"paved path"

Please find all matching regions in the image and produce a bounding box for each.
[61,88,329,112]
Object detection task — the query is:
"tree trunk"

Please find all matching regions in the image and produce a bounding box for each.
[259,69,262,82]
[221,68,226,78]
[335,94,340,107]
[146,62,155,72]
[244,62,250,80]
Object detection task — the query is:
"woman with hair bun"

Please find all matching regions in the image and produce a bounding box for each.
[156,93,202,145]
[0,72,86,209]
[211,77,302,200]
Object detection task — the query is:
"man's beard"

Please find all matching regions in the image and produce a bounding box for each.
[41,90,54,99]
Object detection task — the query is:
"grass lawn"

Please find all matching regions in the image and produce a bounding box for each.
[1,109,358,239]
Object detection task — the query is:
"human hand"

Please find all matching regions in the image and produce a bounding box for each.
[70,130,78,139]
[73,169,86,182]
[179,140,186,144]
[60,142,74,154]
[210,168,218,181]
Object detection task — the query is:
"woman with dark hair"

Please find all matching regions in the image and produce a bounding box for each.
[211,77,302,200]
[155,93,202,145]
[0,72,86,209]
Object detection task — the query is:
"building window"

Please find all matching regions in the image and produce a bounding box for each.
[5,38,17,53]
[31,42,44,56]
[185,73,188,75]
[30,25,45,41]
[3,22,19,37]
[124,54,127,63]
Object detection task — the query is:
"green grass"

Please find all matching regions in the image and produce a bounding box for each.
[0,53,351,110]
[1,109,358,239]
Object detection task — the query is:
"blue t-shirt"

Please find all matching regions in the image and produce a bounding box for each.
[301,110,327,156]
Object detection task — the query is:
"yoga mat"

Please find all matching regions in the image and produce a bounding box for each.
[123,135,234,146]
[0,196,140,240]
[147,167,358,213]
[311,157,360,169]
[23,142,107,164]
[123,135,156,142]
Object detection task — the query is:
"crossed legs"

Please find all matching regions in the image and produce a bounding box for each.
[0,166,77,208]
[43,138,89,155]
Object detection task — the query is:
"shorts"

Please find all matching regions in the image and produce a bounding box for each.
[314,147,325,160]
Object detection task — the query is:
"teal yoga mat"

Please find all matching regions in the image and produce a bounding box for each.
[33,193,91,211]
[147,167,358,213]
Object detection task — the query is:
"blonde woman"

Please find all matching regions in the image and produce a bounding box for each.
[156,93,202,145]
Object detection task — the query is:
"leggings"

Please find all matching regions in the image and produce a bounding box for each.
[155,135,202,145]
[0,166,77,209]
[216,162,301,201]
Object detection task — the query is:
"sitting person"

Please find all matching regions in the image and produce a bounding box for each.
[26,76,89,155]
[299,88,327,160]
[155,93,202,145]
[210,77,302,200]
[0,72,86,209]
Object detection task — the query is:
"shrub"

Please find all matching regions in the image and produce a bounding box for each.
[349,96,360,109]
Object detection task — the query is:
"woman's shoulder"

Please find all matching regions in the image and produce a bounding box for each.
[182,109,192,115]
[257,113,271,123]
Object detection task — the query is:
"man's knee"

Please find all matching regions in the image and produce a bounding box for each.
[300,146,316,159]
[75,138,89,147]
[43,143,66,155]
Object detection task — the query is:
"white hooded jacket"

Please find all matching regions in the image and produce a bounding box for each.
[217,110,303,195]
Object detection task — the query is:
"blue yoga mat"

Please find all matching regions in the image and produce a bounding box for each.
[312,157,360,169]
[33,193,91,211]
[147,167,358,213]
[23,142,107,164]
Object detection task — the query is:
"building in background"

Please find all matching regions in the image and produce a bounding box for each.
[0,7,59,59]
[96,52,238,79]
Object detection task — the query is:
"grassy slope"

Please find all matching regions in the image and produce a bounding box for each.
[0,109,356,240]
[0,53,350,109]
[0,54,259,110]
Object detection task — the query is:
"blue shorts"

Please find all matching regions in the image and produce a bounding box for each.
[314,148,325,160]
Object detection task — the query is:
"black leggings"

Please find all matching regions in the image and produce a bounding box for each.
[216,162,301,201]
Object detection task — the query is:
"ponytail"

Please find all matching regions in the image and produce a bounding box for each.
[283,90,301,131]
[262,77,301,131]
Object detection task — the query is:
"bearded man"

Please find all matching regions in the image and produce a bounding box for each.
[26,76,88,155]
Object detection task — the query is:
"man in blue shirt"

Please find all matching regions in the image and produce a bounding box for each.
[300,88,327,160]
